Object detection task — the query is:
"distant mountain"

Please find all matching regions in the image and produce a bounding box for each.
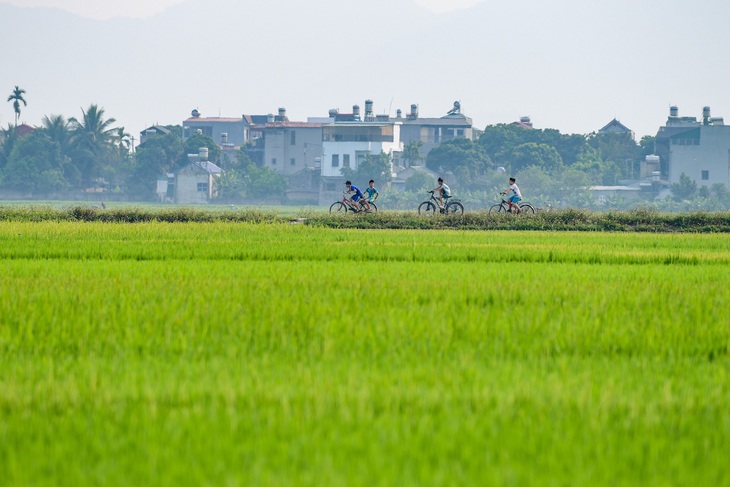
[2,0,729,138]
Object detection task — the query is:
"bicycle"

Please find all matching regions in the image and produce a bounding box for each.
[488,194,535,216]
[418,191,464,215]
[329,192,378,214]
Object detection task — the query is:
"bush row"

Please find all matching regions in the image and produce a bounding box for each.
[306,208,730,232]
[1,205,730,232]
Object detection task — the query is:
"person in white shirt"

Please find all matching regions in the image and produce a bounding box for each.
[500,177,522,213]
[432,177,451,210]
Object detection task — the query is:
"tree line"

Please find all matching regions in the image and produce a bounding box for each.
[0,87,284,200]
[4,86,728,209]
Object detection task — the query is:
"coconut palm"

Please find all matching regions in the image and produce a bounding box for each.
[112,126,132,157]
[0,124,18,169]
[69,104,118,188]
[42,114,72,154]
[6,86,27,127]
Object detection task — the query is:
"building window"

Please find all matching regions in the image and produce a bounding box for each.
[290,158,296,166]
[197,182,208,193]
[332,154,339,167]
[271,158,277,165]
[701,170,709,180]
[343,154,350,168]
[456,129,464,137]
[290,131,296,145]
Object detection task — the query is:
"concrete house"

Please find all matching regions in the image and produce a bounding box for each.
[172,148,223,204]
[654,106,730,188]
[319,100,403,204]
[182,109,248,146]
[397,102,474,163]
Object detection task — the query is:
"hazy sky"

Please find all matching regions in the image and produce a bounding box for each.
[2,0,729,140]
[2,0,484,18]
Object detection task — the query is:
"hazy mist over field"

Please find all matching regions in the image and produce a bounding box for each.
[2,0,729,138]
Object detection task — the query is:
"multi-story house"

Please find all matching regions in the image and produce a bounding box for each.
[319,100,403,204]
[655,106,730,188]
[255,118,324,202]
[397,102,474,164]
[182,109,249,147]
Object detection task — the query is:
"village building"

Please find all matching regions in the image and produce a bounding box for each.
[397,101,474,163]
[598,119,635,140]
[156,147,223,204]
[319,100,403,205]
[654,105,730,188]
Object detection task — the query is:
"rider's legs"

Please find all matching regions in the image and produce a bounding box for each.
[508,195,521,213]
[350,194,361,210]
[437,189,445,208]
[441,195,451,212]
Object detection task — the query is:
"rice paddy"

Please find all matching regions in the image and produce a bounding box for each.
[0,221,728,486]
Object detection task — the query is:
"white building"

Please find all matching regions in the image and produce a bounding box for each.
[319,101,403,204]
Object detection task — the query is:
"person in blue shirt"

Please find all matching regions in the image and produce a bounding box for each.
[500,177,522,213]
[344,180,363,209]
[361,179,379,211]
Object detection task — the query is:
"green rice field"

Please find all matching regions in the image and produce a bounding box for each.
[1,221,728,486]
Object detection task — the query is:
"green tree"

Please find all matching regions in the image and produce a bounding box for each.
[40,115,79,186]
[402,141,424,167]
[425,138,490,179]
[478,124,588,169]
[404,170,433,193]
[243,163,287,201]
[670,173,697,201]
[2,130,69,193]
[130,131,184,196]
[509,142,563,173]
[639,135,655,157]
[69,104,118,188]
[7,86,27,127]
[215,169,246,202]
[341,151,393,185]
[0,124,19,171]
[182,134,221,166]
[586,132,643,180]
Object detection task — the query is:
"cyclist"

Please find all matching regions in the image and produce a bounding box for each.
[344,180,363,210]
[432,177,451,211]
[500,177,522,213]
[361,179,379,211]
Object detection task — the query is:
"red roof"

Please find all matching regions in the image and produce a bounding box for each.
[15,124,35,137]
[184,117,243,123]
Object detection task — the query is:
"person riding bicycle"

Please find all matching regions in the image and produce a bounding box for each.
[344,180,363,210]
[500,177,522,213]
[431,177,451,211]
[361,179,379,211]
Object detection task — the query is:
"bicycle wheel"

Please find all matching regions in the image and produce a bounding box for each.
[446,202,464,214]
[329,202,348,214]
[488,204,505,216]
[518,203,535,214]
[418,201,436,214]
[366,203,378,213]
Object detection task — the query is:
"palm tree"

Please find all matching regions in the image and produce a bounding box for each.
[69,104,118,188]
[0,124,18,169]
[7,86,27,127]
[112,126,132,157]
[42,114,72,153]
[41,114,75,179]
